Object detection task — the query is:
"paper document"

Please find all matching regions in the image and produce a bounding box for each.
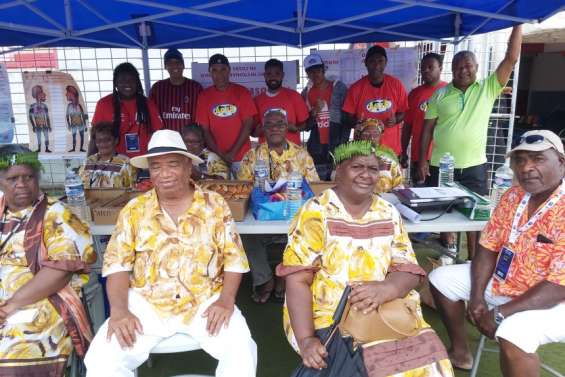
[7,308,38,325]
[409,187,469,199]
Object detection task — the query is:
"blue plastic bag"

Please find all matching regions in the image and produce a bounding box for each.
[251,178,314,221]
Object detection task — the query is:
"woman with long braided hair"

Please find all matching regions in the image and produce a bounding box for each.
[91,62,163,158]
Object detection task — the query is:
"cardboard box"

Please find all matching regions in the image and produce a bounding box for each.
[199,180,252,221]
[86,189,142,225]
[310,181,336,196]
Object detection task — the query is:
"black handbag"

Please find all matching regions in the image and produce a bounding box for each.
[289,286,368,377]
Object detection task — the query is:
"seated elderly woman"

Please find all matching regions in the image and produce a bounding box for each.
[181,123,229,180]
[354,118,404,193]
[277,140,453,376]
[0,145,96,376]
[79,121,136,188]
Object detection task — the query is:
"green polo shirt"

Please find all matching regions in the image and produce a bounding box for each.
[425,73,503,168]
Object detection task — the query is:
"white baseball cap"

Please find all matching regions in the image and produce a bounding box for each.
[304,54,324,70]
[130,130,203,169]
[507,129,564,157]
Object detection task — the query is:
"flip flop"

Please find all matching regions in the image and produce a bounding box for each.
[252,279,274,304]
[449,356,473,371]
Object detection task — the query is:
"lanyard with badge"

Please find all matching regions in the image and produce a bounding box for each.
[494,180,565,281]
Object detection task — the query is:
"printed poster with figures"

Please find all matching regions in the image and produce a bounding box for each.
[315,48,419,91]
[0,63,15,144]
[23,71,89,157]
[191,60,299,96]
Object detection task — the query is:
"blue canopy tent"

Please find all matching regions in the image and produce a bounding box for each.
[0,0,563,90]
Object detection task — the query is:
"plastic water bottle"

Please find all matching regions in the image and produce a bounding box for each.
[491,163,513,206]
[65,167,88,220]
[254,158,268,191]
[438,152,455,187]
[286,171,303,220]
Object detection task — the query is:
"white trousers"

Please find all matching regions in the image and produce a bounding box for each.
[84,289,257,377]
[429,263,565,353]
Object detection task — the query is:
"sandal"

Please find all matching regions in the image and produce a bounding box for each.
[272,277,285,303]
[252,279,274,304]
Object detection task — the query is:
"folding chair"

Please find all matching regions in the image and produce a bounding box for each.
[134,333,212,377]
[471,334,565,377]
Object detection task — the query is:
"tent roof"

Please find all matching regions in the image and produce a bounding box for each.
[0,0,563,51]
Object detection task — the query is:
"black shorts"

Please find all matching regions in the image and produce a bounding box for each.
[428,163,489,195]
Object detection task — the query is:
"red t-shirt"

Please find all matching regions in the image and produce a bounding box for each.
[91,94,163,158]
[196,83,257,162]
[342,75,408,154]
[405,81,447,162]
[307,84,333,145]
[149,78,203,132]
[254,87,309,145]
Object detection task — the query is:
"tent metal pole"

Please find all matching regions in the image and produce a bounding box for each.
[506,58,520,154]
[76,0,143,48]
[19,0,65,31]
[458,0,516,45]
[304,4,412,33]
[0,21,62,37]
[389,0,536,24]
[140,21,151,95]
[118,0,295,33]
[64,0,72,34]
[454,13,462,51]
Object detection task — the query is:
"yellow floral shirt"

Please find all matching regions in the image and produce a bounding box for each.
[0,197,95,366]
[79,153,136,188]
[237,141,319,182]
[199,148,229,180]
[376,156,404,193]
[281,189,426,350]
[103,186,249,324]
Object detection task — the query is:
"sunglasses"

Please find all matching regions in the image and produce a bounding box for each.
[519,134,558,149]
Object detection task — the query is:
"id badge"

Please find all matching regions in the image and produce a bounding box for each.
[125,133,140,152]
[494,246,515,281]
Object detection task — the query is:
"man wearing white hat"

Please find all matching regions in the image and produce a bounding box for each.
[85,130,257,377]
[428,129,565,376]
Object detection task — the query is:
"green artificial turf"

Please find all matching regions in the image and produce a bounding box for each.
[131,239,565,377]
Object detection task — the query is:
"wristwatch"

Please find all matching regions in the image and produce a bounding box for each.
[493,306,505,326]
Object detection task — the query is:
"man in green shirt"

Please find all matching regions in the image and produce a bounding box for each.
[417,25,522,259]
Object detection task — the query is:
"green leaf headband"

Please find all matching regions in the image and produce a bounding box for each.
[0,152,43,172]
[331,140,399,166]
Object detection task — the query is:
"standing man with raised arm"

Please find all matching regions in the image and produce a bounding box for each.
[196,54,257,178]
[418,25,522,259]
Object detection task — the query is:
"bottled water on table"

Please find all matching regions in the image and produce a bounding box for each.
[438,152,455,187]
[65,167,88,220]
[491,163,513,206]
[286,171,303,220]
[254,159,268,191]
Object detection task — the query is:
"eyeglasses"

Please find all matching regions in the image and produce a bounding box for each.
[519,134,558,149]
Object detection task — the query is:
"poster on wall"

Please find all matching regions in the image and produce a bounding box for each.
[315,48,419,91]
[22,71,89,157]
[191,60,299,96]
[0,64,15,144]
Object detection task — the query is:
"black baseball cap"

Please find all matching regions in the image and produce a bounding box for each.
[164,48,184,64]
[209,54,230,68]
[365,45,387,61]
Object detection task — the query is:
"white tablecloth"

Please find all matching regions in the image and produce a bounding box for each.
[90,210,486,236]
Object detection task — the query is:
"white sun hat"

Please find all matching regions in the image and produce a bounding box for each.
[129,129,203,169]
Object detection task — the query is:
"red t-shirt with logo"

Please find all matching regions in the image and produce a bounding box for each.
[196,83,257,162]
[342,75,408,154]
[405,81,447,162]
[307,84,333,145]
[254,87,309,145]
[149,78,203,132]
[91,94,163,158]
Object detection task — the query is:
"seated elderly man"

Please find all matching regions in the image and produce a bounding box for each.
[238,109,319,304]
[429,130,565,376]
[181,123,229,181]
[0,145,96,376]
[84,130,257,377]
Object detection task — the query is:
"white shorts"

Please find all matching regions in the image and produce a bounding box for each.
[429,263,565,353]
